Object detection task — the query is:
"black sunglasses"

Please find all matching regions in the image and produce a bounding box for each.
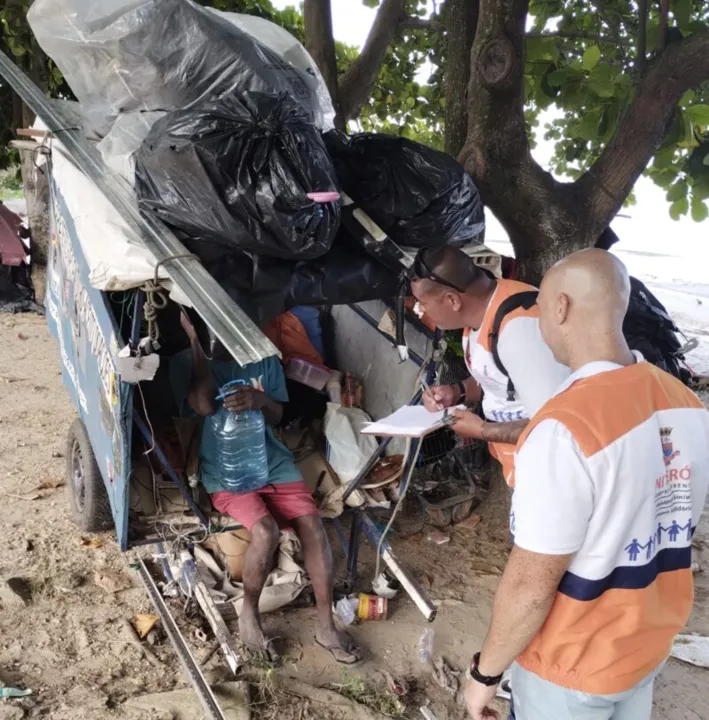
[410,248,468,293]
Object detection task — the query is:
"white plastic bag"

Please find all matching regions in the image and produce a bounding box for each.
[324,403,378,483]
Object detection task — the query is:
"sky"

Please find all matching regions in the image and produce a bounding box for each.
[272,0,708,277]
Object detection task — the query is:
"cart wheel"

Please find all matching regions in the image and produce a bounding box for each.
[66,419,113,532]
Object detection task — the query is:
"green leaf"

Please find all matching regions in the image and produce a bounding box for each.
[669,196,689,220]
[691,197,709,222]
[686,105,709,127]
[671,0,692,33]
[582,45,601,71]
[666,180,688,203]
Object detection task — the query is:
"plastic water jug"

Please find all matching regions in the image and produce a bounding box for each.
[211,380,269,492]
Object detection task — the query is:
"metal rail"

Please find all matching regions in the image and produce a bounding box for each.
[0,50,278,367]
[137,558,227,720]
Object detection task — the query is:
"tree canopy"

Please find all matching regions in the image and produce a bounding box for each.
[2,0,709,276]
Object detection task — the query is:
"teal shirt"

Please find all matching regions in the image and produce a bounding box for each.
[170,351,301,494]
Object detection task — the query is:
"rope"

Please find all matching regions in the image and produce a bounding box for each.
[142,280,169,347]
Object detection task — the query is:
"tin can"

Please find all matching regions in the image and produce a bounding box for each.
[357,593,388,621]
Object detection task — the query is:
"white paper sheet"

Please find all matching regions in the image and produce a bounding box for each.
[361,405,464,438]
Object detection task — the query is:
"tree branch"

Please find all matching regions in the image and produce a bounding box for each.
[338,0,406,122]
[303,0,343,129]
[444,0,479,157]
[657,0,670,52]
[637,0,648,73]
[526,30,633,46]
[400,16,443,31]
[580,27,709,234]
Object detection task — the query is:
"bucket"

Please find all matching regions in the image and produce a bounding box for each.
[358,593,388,621]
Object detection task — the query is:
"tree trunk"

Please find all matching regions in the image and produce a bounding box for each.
[303,0,344,130]
[461,1,709,284]
[338,0,406,122]
[444,0,479,157]
[17,143,50,307]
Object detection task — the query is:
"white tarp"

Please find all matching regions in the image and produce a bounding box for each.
[36,112,189,299]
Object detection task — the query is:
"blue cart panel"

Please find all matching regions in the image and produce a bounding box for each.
[45,177,134,550]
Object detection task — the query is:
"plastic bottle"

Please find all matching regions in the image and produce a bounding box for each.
[212,380,269,492]
[334,597,360,626]
[417,627,435,664]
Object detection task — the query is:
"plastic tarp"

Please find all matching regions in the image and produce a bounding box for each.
[134,93,341,260]
[28,0,335,139]
[325,131,485,249]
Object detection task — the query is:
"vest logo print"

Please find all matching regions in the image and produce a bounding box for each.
[661,427,680,467]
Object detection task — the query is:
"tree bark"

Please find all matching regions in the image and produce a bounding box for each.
[303,0,344,130]
[444,0,479,157]
[461,1,709,284]
[17,143,50,306]
[338,0,406,122]
[459,0,588,284]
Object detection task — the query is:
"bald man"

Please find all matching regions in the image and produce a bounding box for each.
[464,249,709,720]
[411,246,570,484]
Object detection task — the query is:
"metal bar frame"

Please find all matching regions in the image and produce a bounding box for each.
[0,50,277,368]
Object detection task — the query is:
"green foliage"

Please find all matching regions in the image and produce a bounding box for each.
[2,0,709,223]
[527,0,709,221]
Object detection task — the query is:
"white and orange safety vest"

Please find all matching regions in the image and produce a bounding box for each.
[512,359,709,694]
[462,279,569,483]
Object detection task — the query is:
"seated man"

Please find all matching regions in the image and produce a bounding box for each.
[171,312,359,664]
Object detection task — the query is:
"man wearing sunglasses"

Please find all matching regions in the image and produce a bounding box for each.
[411,246,570,485]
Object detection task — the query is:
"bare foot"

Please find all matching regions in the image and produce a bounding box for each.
[316,623,362,665]
[239,606,277,662]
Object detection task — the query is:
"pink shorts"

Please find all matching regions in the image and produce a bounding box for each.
[211,481,319,530]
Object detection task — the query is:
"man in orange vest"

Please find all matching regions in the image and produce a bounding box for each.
[411,246,570,484]
[464,249,709,719]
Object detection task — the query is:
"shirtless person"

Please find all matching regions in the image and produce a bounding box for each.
[411,246,569,484]
[171,312,360,664]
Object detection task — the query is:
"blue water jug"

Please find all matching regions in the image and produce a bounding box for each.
[211,380,269,492]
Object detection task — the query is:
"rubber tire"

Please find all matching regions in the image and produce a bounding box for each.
[66,419,114,533]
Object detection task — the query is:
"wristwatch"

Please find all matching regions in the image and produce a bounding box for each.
[456,380,467,405]
[467,653,504,686]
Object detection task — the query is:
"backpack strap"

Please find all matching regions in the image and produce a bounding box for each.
[489,291,539,402]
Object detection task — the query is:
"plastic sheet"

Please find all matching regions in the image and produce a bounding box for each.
[28,0,334,138]
[135,92,341,260]
[96,111,166,184]
[325,131,485,249]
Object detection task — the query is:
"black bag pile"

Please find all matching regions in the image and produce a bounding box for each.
[325,131,485,249]
[624,277,691,385]
[29,0,330,139]
[135,93,341,261]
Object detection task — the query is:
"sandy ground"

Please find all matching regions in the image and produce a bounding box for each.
[1,313,709,719]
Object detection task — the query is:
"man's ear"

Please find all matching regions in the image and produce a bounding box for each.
[447,292,463,312]
[557,293,570,325]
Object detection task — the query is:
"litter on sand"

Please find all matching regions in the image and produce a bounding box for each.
[671,634,709,669]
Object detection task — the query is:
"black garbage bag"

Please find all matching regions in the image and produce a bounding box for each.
[324,131,485,249]
[0,264,37,314]
[205,228,400,328]
[29,0,332,139]
[624,277,690,384]
[135,93,341,260]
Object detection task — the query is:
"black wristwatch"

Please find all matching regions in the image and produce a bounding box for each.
[468,653,504,686]
[457,380,467,405]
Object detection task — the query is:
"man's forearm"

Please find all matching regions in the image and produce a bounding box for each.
[187,341,217,416]
[481,419,528,445]
[477,547,571,677]
[261,395,284,426]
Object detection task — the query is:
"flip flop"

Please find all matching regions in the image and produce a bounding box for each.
[315,635,362,665]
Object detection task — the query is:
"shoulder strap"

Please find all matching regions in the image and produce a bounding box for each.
[489,290,539,401]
